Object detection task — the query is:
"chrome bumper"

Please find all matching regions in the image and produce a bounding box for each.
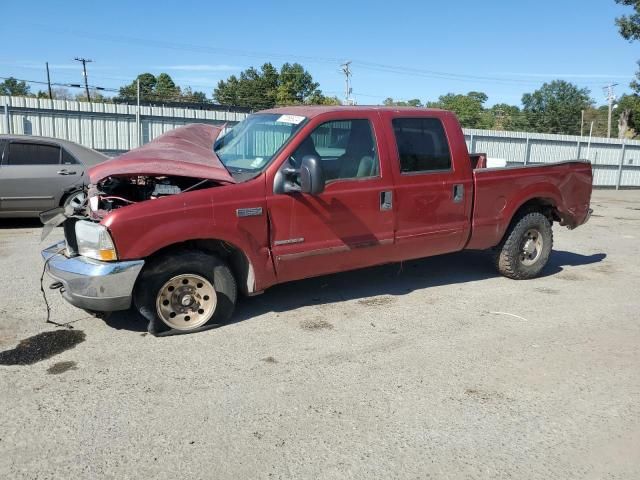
[42,241,144,312]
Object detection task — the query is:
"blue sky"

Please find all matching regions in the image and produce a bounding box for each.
[0,0,638,107]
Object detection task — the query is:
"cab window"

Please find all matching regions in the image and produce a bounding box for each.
[290,119,379,181]
[392,118,451,173]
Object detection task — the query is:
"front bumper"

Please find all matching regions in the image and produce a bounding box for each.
[42,241,144,312]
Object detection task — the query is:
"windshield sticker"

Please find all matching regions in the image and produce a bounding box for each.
[250,157,264,168]
[276,114,305,125]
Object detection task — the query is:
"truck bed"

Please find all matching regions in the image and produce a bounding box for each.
[466,160,593,250]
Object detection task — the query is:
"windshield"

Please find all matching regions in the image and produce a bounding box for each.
[214,113,306,173]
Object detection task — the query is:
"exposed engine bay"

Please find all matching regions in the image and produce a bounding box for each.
[86,175,214,218]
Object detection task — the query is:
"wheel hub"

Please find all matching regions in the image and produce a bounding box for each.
[180,293,194,307]
[520,228,543,266]
[156,274,217,331]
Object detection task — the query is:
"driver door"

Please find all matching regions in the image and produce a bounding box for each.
[266,113,396,283]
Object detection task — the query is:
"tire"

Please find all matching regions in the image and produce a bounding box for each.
[62,190,86,212]
[494,211,553,280]
[133,250,237,336]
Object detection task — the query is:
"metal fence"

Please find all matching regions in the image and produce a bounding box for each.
[465,128,640,189]
[2,95,639,187]
[0,95,248,156]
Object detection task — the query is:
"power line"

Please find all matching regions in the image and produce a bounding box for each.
[29,24,635,88]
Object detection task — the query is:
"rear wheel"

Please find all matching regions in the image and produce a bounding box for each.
[494,212,553,280]
[134,251,237,335]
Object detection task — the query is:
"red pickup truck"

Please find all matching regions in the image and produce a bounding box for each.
[42,106,592,335]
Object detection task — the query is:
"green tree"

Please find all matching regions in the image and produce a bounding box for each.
[75,89,107,103]
[277,63,320,105]
[382,98,423,107]
[155,73,181,100]
[615,1,640,93]
[117,73,157,102]
[181,87,208,103]
[0,77,31,96]
[306,91,341,105]
[582,106,611,137]
[616,94,640,138]
[116,72,207,103]
[631,62,640,93]
[214,63,278,109]
[615,0,640,40]
[488,103,529,131]
[521,80,593,135]
[214,62,330,109]
[426,91,492,128]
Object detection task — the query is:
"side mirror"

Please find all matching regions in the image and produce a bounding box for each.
[299,155,324,195]
[273,155,325,195]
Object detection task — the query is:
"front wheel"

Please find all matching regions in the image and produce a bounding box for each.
[63,190,86,211]
[494,212,553,280]
[134,251,237,335]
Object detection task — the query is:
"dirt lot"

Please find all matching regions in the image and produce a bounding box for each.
[1,190,639,479]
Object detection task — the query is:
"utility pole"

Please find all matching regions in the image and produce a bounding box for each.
[45,62,53,100]
[580,109,584,137]
[74,57,93,102]
[604,83,618,139]
[341,61,353,105]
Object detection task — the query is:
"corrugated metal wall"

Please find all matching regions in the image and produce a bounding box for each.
[0,95,249,155]
[465,128,640,188]
[2,95,640,187]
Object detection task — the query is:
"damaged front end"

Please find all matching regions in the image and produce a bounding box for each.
[41,122,235,243]
[85,174,216,220]
[40,123,235,315]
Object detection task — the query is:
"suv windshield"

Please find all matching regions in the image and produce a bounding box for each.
[214,113,306,173]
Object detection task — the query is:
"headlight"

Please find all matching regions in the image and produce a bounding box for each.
[75,220,118,261]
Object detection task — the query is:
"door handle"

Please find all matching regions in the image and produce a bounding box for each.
[380,191,393,211]
[57,170,77,175]
[453,184,464,203]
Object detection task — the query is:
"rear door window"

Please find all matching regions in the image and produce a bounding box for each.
[392,118,452,173]
[62,149,79,165]
[7,142,61,166]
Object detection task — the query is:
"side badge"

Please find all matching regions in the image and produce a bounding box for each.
[236,207,263,218]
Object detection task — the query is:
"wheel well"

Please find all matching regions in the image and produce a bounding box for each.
[144,239,255,295]
[512,198,560,225]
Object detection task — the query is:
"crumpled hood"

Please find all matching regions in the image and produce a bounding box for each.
[88,123,235,184]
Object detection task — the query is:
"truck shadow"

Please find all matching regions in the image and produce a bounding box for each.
[102,249,605,333]
[230,249,606,323]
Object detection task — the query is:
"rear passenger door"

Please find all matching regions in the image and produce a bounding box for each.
[387,114,472,259]
[0,141,77,214]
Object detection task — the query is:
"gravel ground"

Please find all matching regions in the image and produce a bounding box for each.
[1,190,639,479]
